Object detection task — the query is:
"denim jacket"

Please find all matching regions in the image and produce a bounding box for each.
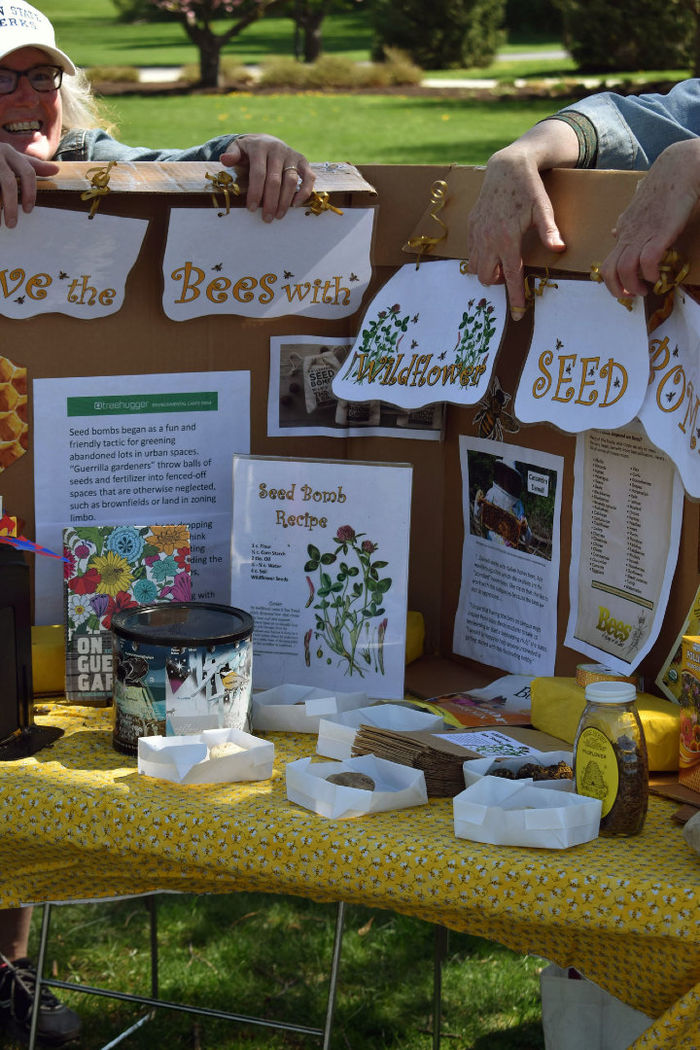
[561,78,700,170]
[54,128,240,163]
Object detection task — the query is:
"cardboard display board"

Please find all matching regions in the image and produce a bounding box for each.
[1,161,698,700]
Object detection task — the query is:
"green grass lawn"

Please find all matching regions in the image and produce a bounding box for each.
[103,93,574,165]
[22,893,546,1050]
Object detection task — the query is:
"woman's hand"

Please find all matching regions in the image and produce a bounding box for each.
[466,120,579,319]
[599,139,700,298]
[0,144,59,227]
[220,134,315,222]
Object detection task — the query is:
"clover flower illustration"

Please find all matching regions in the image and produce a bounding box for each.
[303,525,391,677]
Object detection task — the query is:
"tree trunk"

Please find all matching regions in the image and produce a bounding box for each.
[303,11,325,63]
[198,38,224,88]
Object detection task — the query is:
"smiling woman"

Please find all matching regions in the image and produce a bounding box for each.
[0,2,315,230]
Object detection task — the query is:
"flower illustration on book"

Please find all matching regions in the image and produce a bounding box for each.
[302,525,391,677]
[63,524,192,636]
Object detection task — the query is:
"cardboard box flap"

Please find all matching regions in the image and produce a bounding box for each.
[37,160,376,196]
[399,165,700,278]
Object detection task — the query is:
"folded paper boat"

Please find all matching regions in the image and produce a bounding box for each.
[286,753,428,818]
[317,702,445,760]
[138,728,274,785]
[462,749,574,792]
[453,776,601,849]
[251,683,368,732]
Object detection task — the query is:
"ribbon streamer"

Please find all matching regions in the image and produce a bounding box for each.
[653,249,689,295]
[403,179,448,269]
[590,263,634,311]
[525,269,558,304]
[205,171,241,217]
[304,191,344,217]
[81,162,117,219]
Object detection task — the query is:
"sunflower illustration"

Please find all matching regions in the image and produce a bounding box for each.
[92,550,133,597]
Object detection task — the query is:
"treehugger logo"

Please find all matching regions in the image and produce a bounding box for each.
[595,605,631,645]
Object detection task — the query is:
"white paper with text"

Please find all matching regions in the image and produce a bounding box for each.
[565,424,683,672]
[33,371,250,623]
[452,436,563,676]
[230,456,411,697]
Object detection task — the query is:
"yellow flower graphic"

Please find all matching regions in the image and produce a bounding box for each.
[145,524,190,555]
[92,550,132,596]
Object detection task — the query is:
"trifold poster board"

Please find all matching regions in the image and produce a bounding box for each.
[1,159,699,699]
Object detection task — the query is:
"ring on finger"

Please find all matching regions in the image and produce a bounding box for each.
[283,165,298,175]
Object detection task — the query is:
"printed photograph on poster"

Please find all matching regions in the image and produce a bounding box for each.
[230,455,412,698]
[33,371,250,624]
[564,424,683,673]
[452,436,563,676]
[268,336,444,440]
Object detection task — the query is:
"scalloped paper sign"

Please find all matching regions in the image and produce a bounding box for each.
[514,278,648,432]
[640,290,700,498]
[331,261,506,408]
[0,207,147,318]
[162,207,374,320]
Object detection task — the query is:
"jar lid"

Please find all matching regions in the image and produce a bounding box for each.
[111,602,253,647]
[584,680,637,704]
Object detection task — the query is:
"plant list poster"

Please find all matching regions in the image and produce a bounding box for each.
[230,456,412,698]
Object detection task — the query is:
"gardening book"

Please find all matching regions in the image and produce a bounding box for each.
[230,455,412,698]
[63,524,191,702]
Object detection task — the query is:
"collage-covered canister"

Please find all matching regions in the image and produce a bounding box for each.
[573,680,649,836]
[111,602,253,755]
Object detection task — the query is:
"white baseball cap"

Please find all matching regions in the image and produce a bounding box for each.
[0,3,76,75]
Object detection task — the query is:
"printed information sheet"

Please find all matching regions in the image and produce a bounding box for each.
[452,436,563,676]
[230,456,412,697]
[34,371,250,623]
[565,424,683,672]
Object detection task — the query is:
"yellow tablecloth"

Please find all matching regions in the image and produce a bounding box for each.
[4,704,700,1049]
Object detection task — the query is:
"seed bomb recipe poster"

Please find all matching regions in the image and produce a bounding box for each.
[230,455,412,697]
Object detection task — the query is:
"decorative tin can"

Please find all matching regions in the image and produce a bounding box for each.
[111,602,253,755]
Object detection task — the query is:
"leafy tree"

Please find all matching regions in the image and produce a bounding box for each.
[369,0,506,70]
[555,0,696,72]
[149,0,280,86]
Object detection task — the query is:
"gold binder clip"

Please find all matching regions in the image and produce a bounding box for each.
[304,191,343,216]
[402,179,448,269]
[205,171,240,217]
[81,161,117,219]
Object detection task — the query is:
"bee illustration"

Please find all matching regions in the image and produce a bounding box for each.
[14,295,24,304]
[284,270,294,279]
[212,263,223,271]
[349,272,359,282]
[555,338,564,349]
[673,345,679,357]
[58,271,68,280]
[412,313,419,323]
[411,340,418,349]
[473,375,519,441]
[438,350,446,359]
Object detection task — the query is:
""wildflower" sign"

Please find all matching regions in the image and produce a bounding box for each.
[331,261,507,408]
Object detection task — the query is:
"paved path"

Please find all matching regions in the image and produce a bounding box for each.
[137,49,573,88]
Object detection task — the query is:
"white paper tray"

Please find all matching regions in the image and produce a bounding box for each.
[286,754,428,819]
[137,728,274,785]
[317,702,445,760]
[462,750,574,792]
[453,776,601,849]
[251,683,367,733]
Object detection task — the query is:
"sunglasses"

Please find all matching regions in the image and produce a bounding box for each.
[0,64,63,95]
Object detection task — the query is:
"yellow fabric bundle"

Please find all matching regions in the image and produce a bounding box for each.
[531,676,680,772]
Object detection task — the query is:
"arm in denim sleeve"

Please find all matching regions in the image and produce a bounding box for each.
[557,78,700,171]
